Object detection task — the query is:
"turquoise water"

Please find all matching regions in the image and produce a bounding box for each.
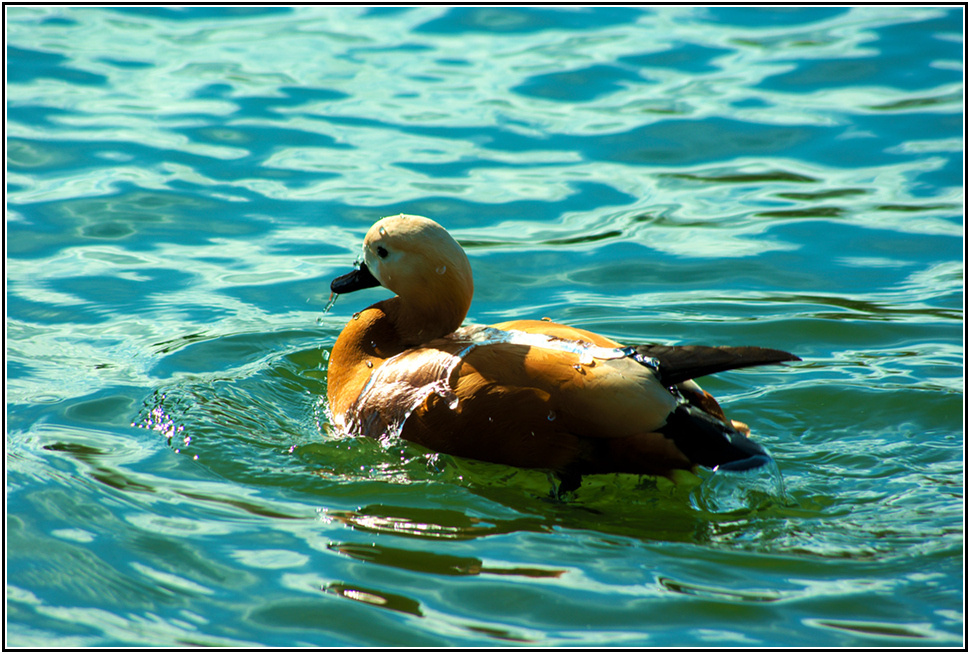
[6,6,964,647]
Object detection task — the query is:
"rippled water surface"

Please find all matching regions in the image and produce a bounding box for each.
[6,6,965,647]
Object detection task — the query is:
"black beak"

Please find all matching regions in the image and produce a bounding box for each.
[330,262,382,294]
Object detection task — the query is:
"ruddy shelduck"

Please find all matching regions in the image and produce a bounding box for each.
[327,214,799,492]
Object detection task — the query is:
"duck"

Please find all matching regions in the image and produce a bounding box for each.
[327,214,799,493]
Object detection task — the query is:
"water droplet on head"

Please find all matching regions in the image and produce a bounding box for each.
[365,360,373,368]
[573,364,585,375]
[378,226,387,237]
[547,410,556,421]
[352,312,361,321]
[436,265,447,275]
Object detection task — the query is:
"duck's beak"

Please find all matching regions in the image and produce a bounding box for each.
[331,262,381,294]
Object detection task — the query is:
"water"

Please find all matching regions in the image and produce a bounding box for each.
[6,6,964,647]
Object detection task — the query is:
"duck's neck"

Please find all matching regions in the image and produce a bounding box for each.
[327,286,471,420]
[382,293,468,347]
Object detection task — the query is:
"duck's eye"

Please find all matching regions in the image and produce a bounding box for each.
[376,245,389,259]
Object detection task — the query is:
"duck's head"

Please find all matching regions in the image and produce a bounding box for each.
[331,214,474,340]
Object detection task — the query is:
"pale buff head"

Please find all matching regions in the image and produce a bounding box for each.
[360,214,474,333]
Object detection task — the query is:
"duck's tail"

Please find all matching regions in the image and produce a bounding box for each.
[633,344,801,388]
[554,344,799,496]
[641,344,799,472]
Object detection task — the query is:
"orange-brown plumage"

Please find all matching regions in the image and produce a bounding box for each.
[326,214,799,490]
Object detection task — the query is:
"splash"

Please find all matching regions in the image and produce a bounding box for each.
[689,455,787,513]
[317,292,341,325]
[132,391,192,454]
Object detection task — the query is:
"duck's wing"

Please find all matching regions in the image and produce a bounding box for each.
[634,344,800,387]
[658,403,771,473]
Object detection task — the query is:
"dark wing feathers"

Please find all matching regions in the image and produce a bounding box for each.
[635,344,800,387]
[658,403,771,472]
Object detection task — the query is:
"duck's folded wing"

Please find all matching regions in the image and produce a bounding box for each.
[658,403,771,472]
[634,344,800,387]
